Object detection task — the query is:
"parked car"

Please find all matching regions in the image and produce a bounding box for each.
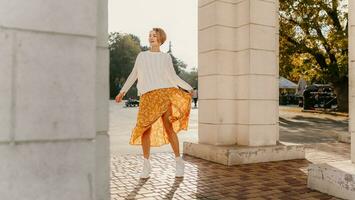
[301,84,337,110]
[279,93,299,105]
[125,98,140,107]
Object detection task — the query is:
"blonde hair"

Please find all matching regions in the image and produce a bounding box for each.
[152,28,166,46]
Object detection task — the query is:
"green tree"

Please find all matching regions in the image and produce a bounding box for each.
[169,53,187,75]
[279,0,348,111]
[179,68,198,89]
[109,32,141,99]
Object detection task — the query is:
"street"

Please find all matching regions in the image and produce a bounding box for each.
[109,101,348,155]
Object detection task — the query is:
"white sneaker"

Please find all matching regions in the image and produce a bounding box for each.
[140,158,151,179]
[175,156,185,178]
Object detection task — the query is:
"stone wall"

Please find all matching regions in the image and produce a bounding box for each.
[0,0,110,199]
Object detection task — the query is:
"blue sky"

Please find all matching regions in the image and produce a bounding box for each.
[108,0,198,71]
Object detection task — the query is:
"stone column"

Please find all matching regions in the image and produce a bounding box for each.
[307,1,355,199]
[95,0,110,199]
[0,0,108,199]
[184,0,304,165]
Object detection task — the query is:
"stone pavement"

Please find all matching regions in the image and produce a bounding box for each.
[279,106,348,144]
[110,102,350,199]
[111,142,349,200]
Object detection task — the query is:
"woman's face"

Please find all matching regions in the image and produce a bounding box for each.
[149,30,160,47]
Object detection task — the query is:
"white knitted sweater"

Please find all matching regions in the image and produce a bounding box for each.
[119,51,193,96]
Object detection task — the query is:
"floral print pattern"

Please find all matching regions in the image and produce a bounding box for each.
[129,87,192,147]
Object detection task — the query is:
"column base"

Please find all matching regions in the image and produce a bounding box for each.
[307,161,355,200]
[183,141,305,165]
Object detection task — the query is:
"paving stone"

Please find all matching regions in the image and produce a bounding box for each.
[110,143,349,199]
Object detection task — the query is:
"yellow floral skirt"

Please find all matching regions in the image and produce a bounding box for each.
[129,87,192,147]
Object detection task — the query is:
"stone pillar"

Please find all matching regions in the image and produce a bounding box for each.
[307,1,355,199]
[95,0,110,199]
[0,0,109,199]
[198,0,279,146]
[184,0,304,165]
[234,0,279,146]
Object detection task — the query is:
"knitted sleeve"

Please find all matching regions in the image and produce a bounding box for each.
[119,53,141,94]
[166,54,193,91]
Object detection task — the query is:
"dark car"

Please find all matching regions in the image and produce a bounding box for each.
[279,93,299,105]
[125,98,140,107]
[301,84,337,110]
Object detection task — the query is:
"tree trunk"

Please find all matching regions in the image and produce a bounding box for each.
[333,78,348,112]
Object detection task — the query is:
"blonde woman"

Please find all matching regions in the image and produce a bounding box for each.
[115,28,193,178]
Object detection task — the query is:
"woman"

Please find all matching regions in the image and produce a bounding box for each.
[115,28,193,179]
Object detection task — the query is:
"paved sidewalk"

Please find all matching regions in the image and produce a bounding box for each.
[110,102,349,199]
[279,106,348,144]
[111,142,349,200]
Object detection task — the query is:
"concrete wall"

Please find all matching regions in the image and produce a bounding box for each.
[0,0,110,199]
[198,0,279,146]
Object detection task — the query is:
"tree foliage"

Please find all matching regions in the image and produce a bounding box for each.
[109,32,141,99]
[170,54,187,75]
[279,0,348,111]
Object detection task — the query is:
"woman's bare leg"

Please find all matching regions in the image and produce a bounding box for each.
[141,127,151,159]
[162,107,180,157]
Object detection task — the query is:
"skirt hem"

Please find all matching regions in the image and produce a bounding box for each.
[128,87,191,147]
[128,127,188,147]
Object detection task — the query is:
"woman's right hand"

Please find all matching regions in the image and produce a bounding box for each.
[115,92,125,103]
